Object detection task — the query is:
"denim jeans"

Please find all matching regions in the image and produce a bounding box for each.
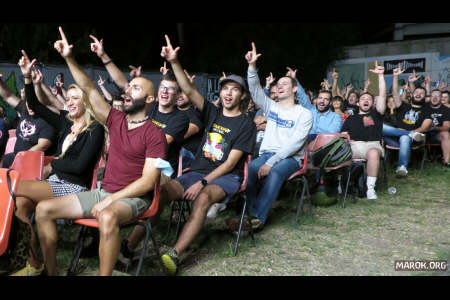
[181,147,196,170]
[382,123,412,168]
[247,152,301,224]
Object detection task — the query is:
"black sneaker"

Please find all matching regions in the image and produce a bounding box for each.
[161,248,179,275]
[117,239,134,267]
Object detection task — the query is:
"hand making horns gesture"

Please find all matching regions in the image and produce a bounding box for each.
[160,35,180,63]
[18,50,37,77]
[369,60,385,75]
[245,42,262,64]
[245,42,262,65]
[393,63,405,76]
[54,27,74,58]
[89,34,105,57]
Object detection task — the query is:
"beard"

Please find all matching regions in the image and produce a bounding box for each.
[124,98,146,115]
[412,96,425,106]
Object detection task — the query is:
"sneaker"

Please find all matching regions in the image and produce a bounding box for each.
[366,188,377,200]
[395,166,408,178]
[408,131,425,142]
[442,162,450,168]
[161,248,179,275]
[10,261,44,276]
[206,203,227,219]
[117,239,134,267]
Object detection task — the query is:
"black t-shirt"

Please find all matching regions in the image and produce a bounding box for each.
[14,103,56,154]
[395,102,432,131]
[181,106,204,154]
[342,109,383,142]
[190,101,256,177]
[344,103,359,116]
[146,102,189,173]
[427,103,450,128]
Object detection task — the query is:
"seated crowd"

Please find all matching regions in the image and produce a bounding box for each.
[0,27,449,276]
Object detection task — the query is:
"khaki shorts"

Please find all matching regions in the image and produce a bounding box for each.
[76,188,153,219]
[350,141,385,159]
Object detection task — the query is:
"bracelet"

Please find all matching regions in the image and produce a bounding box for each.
[103,60,113,66]
[23,75,31,79]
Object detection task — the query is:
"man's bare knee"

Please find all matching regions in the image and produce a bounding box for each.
[98,210,119,236]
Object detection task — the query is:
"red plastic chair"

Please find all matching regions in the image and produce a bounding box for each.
[0,169,20,256]
[67,178,161,276]
[384,141,427,174]
[10,151,45,181]
[287,150,310,222]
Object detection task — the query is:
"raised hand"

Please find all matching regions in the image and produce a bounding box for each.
[129,65,142,78]
[31,67,43,84]
[183,69,196,84]
[54,27,74,58]
[369,60,385,75]
[320,79,330,90]
[160,62,170,75]
[245,42,262,65]
[330,68,339,80]
[393,63,405,76]
[408,69,419,82]
[265,72,276,87]
[160,34,180,63]
[364,78,371,89]
[97,75,106,86]
[18,50,37,76]
[89,34,104,57]
[424,74,432,84]
[220,72,227,82]
[286,67,298,79]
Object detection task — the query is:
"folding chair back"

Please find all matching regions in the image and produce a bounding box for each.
[10,151,45,181]
[0,169,20,255]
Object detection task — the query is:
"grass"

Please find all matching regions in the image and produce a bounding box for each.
[52,161,449,276]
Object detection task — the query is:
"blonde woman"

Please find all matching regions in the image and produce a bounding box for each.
[11,50,105,276]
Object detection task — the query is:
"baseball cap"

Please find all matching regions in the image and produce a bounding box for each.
[219,74,248,92]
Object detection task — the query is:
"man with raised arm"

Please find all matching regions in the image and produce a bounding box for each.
[341,61,387,200]
[153,35,255,275]
[226,42,312,232]
[0,74,55,168]
[382,64,432,178]
[89,35,189,175]
[34,27,167,276]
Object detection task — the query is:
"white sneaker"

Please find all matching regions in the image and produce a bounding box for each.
[366,189,377,200]
[408,131,425,142]
[206,203,227,219]
[396,165,408,178]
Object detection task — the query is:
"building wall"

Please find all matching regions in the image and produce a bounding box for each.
[329,37,450,94]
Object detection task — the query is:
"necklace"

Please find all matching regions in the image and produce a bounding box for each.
[126,115,149,124]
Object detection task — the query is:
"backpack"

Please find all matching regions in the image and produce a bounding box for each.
[312,137,352,169]
[0,169,32,275]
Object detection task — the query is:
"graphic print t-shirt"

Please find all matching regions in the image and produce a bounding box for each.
[146,102,189,172]
[396,102,432,131]
[342,109,383,142]
[427,104,450,128]
[190,101,256,177]
[14,103,56,154]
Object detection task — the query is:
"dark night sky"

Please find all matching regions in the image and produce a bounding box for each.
[0,22,396,90]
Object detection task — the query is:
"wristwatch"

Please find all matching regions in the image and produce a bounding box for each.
[201,179,208,187]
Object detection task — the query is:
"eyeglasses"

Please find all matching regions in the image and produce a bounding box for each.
[159,85,177,94]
